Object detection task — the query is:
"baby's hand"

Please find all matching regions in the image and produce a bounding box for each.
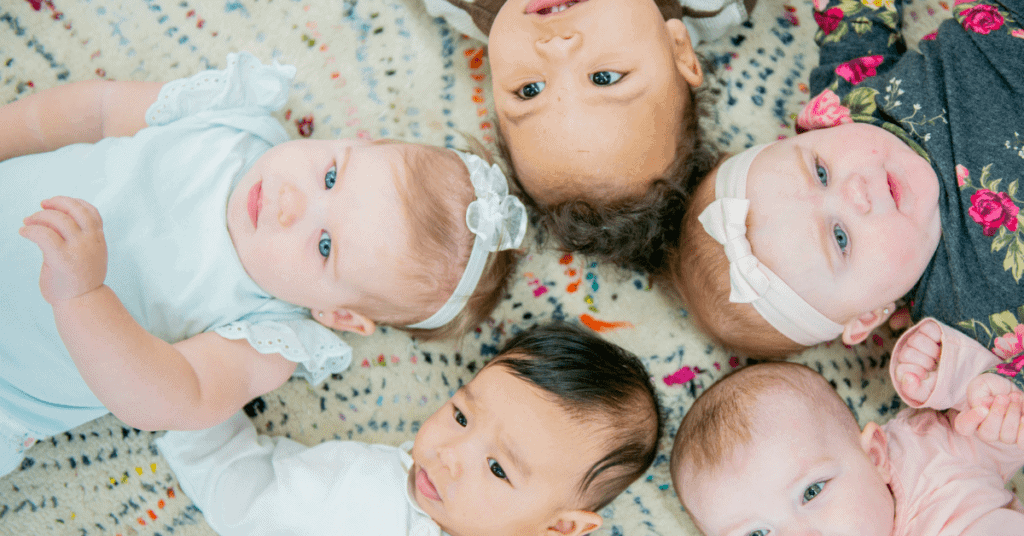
[19,196,108,304]
[955,373,1024,450]
[893,320,943,405]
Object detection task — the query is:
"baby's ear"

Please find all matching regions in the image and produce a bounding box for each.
[545,510,602,536]
[860,421,892,484]
[665,18,703,88]
[841,303,896,345]
[314,308,376,336]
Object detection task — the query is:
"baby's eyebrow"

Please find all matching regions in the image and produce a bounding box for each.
[499,432,531,480]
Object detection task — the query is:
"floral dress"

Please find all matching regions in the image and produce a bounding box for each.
[801,0,1024,385]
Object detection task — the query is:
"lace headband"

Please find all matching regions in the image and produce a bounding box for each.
[697,144,845,346]
[406,151,527,330]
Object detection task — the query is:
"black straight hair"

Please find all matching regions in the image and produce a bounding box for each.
[489,322,664,511]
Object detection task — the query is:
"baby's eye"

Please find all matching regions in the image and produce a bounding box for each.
[318,231,331,258]
[590,71,624,86]
[453,407,468,427]
[324,165,337,189]
[488,458,507,480]
[815,162,828,186]
[517,81,545,99]
[803,481,825,503]
[833,225,849,252]
[746,531,768,536]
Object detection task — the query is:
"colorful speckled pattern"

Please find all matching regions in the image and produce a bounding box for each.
[0,0,1020,535]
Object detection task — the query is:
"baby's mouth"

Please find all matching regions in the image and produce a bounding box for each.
[526,0,589,15]
[416,467,442,502]
[887,173,901,209]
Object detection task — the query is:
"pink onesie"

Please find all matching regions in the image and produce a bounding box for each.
[886,319,1024,536]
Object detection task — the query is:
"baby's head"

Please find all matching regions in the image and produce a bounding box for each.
[411,322,663,536]
[671,362,894,536]
[488,0,712,258]
[226,137,524,340]
[665,122,942,357]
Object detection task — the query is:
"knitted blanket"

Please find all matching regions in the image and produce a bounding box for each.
[1,0,1019,535]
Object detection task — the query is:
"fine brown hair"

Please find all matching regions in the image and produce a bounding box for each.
[655,164,806,358]
[386,141,521,341]
[669,362,859,504]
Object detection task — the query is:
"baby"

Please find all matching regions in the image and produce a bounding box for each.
[0,52,525,477]
[665,0,1024,356]
[671,321,1024,536]
[423,0,726,271]
[156,322,664,536]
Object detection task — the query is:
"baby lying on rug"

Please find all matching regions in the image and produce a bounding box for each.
[671,319,1024,536]
[424,0,728,271]
[157,322,663,536]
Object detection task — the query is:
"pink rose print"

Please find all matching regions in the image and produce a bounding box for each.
[796,89,853,132]
[993,324,1024,360]
[961,4,1004,34]
[814,7,844,34]
[835,55,884,85]
[921,31,938,40]
[995,354,1024,377]
[956,164,969,187]
[969,189,1020,236]
[954,0,975,5]
[813,0,828,10]
[1013,28,1024,38]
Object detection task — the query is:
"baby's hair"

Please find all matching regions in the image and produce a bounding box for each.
[669,362,859,503]
[488,322,664,511]
[657,165,805,358]
[385,139,520,341]
[497,55,720,273]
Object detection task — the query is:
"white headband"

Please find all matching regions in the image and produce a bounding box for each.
[406,151,527,330]
[697,144,845,346]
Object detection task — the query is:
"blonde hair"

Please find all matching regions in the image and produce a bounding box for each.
[368,140,520,341]
[657,164,805,358]
[669,362,859,505]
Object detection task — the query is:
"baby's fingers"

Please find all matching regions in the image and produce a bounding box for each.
[977,395,1011,444]
[915,319,943,344]
[954,406,988,437]
[999,392,1023,445]
[22,207,82,240]
[18,221,66,257]
[902,336,940,370]
[40,196,103,231]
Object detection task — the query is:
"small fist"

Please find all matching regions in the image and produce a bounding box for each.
[893,320,943,405]
[19,196,108,304]
[955,373,1024,449]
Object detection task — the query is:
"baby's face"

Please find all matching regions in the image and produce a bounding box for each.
[226,138,415,331]
[681,392,894,536]
[745,122,941,328]
[489,0,701,204]
[410,361,603,536]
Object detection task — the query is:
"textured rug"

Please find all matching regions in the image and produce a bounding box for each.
[1,0,1020,535]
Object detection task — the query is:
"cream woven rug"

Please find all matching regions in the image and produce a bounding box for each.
[1,0,1020,534]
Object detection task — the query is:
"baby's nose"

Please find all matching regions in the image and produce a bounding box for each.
[843,175,871,214]
[277,182,306,227]
[534,32,582,58]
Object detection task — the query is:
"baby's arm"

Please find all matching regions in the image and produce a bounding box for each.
[0,80,163,162]
[20,197,295,431]
[890,318,1002,410]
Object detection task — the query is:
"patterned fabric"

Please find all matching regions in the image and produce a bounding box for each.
[803,0,1024,353]
[0,0,1020,535]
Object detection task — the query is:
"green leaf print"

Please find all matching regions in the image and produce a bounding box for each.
[844,87,879,116]
[993,227,1014,252]
[876,9,899,30]
[991,310,1020,337]
[1008,179,1018,199]
[1004,239,1024,282]
[851,16,873,35]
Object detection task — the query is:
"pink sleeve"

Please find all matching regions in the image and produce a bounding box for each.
[890,318,1002,411]
[960,496,1024,535]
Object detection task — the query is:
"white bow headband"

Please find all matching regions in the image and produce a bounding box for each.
[406,151,527,330]
[697,144,844,346]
